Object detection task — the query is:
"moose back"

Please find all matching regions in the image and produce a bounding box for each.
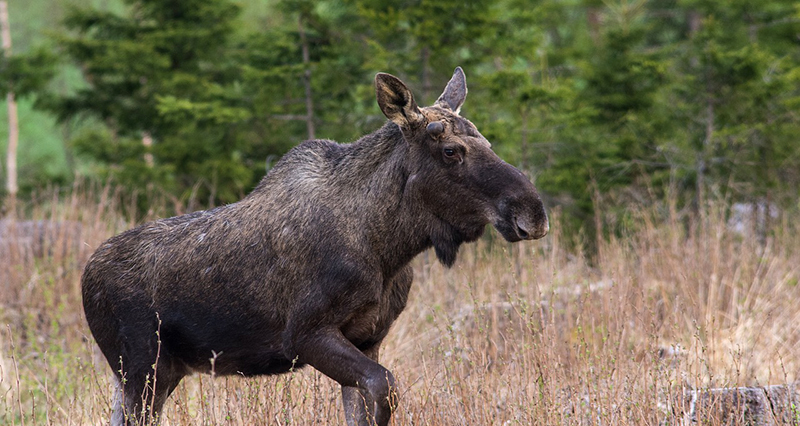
[82,67,548,426]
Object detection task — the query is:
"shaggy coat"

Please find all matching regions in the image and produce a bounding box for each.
[82,67,548,426]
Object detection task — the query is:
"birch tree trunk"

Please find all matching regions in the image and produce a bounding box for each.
[0,0,18,217]
[142,132,154,167]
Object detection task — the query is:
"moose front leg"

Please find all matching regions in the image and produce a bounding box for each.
[342,343,383,426]
[288,328,397,426]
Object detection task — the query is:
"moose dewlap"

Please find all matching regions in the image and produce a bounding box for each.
[82,67,548,426]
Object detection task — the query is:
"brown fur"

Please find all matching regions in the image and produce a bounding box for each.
[82,67,548,426]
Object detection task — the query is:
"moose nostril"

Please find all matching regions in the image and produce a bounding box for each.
[514,218,530,239]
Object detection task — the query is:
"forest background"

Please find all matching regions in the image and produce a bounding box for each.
[2,1,800,424]
[2,0,800,234]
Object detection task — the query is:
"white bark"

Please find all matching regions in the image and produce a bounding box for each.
[142,132,154,167]
[0,0,18,214]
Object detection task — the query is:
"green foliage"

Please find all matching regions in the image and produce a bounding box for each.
[46,0,259,206]
[0,47,56,98]
[0,98,69,192]
[3,0,799,231]
[0,38,60,193]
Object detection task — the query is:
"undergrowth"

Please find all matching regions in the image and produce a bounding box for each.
[1,185,798,425]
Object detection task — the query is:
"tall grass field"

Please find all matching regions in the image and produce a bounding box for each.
[1,185,798,425]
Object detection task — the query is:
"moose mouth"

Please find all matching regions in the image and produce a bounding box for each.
[493,214,548,242]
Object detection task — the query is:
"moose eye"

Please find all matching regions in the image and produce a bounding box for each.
[442,147,463,164]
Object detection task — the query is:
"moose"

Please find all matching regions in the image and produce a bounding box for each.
[82,67,549,426]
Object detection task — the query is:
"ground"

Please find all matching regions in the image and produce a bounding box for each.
[1,187,798,425]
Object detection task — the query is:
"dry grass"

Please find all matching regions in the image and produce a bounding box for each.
[1,185,799,425]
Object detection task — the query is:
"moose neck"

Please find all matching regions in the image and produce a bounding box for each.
[344,123,454,276]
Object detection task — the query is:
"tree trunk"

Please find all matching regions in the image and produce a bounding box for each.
[697,95,713,209]
[587,7,601,45]
[0,0,18,217]
[420,46,431,102]
[142,132,154,167]
[688,9,705,216]
[519,108,529,170]
[298,15,315,141]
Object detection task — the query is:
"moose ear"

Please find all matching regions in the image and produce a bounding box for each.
[375,73,423,127]
[435,67,468,114]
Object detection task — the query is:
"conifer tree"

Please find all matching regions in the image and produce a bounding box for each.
[51,0,252,208]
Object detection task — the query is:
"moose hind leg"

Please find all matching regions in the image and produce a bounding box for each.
[111,359,184,426]
[110,376,125,426]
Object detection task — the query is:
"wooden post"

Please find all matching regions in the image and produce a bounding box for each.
[0,0,17,217]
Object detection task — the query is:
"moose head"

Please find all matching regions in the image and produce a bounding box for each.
[375,67,549,266]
